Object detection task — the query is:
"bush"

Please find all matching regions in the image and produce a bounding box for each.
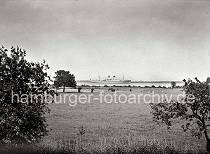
[0,46,51,144]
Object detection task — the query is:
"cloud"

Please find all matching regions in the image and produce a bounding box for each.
[1,0,210,80]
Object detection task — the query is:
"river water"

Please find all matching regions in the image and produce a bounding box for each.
[77,81,184,87]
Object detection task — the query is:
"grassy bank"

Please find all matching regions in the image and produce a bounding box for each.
[1,88,205,154]
[0,143,207,154]
[44,88,205,152]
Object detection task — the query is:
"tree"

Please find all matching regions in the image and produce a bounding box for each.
[54,70,76,92]
[0,46,51,144]
[78,87,82,93]
[150,78,210,152]
[171,81,176,88]
[206,77,210,84]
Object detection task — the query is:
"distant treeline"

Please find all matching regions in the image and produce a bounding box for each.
[80,84,183,88]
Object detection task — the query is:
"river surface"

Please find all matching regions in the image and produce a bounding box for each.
[77,81,184,87]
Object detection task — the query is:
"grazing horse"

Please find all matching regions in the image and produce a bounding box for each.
[108,88,115,92]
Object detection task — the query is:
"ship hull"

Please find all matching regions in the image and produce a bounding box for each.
[89,80,131,84]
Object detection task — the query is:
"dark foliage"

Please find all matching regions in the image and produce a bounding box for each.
[0,46,51,144]
[171,81,176,88]
[54,70,76,92]
[150,78,210,151]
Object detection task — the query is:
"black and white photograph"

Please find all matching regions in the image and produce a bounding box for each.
[1,0,210,153]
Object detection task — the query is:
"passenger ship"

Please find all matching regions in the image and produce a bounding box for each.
[89,75,131,84]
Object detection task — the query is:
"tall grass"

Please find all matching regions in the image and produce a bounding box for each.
[0,136,207,154]
[0,144,207,154]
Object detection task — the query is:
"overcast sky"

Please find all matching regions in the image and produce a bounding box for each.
[1,0,210,81]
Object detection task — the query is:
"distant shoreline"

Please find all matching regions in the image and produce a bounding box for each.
[76,80,184,87]
[77,80,183,83]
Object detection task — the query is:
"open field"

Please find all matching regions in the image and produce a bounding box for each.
[36,87,206,153]
[0,88,207,154]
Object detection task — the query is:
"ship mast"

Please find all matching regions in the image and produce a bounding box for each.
[98,73,101,81]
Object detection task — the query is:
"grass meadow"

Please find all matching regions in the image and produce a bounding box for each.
[0,87,208,154]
